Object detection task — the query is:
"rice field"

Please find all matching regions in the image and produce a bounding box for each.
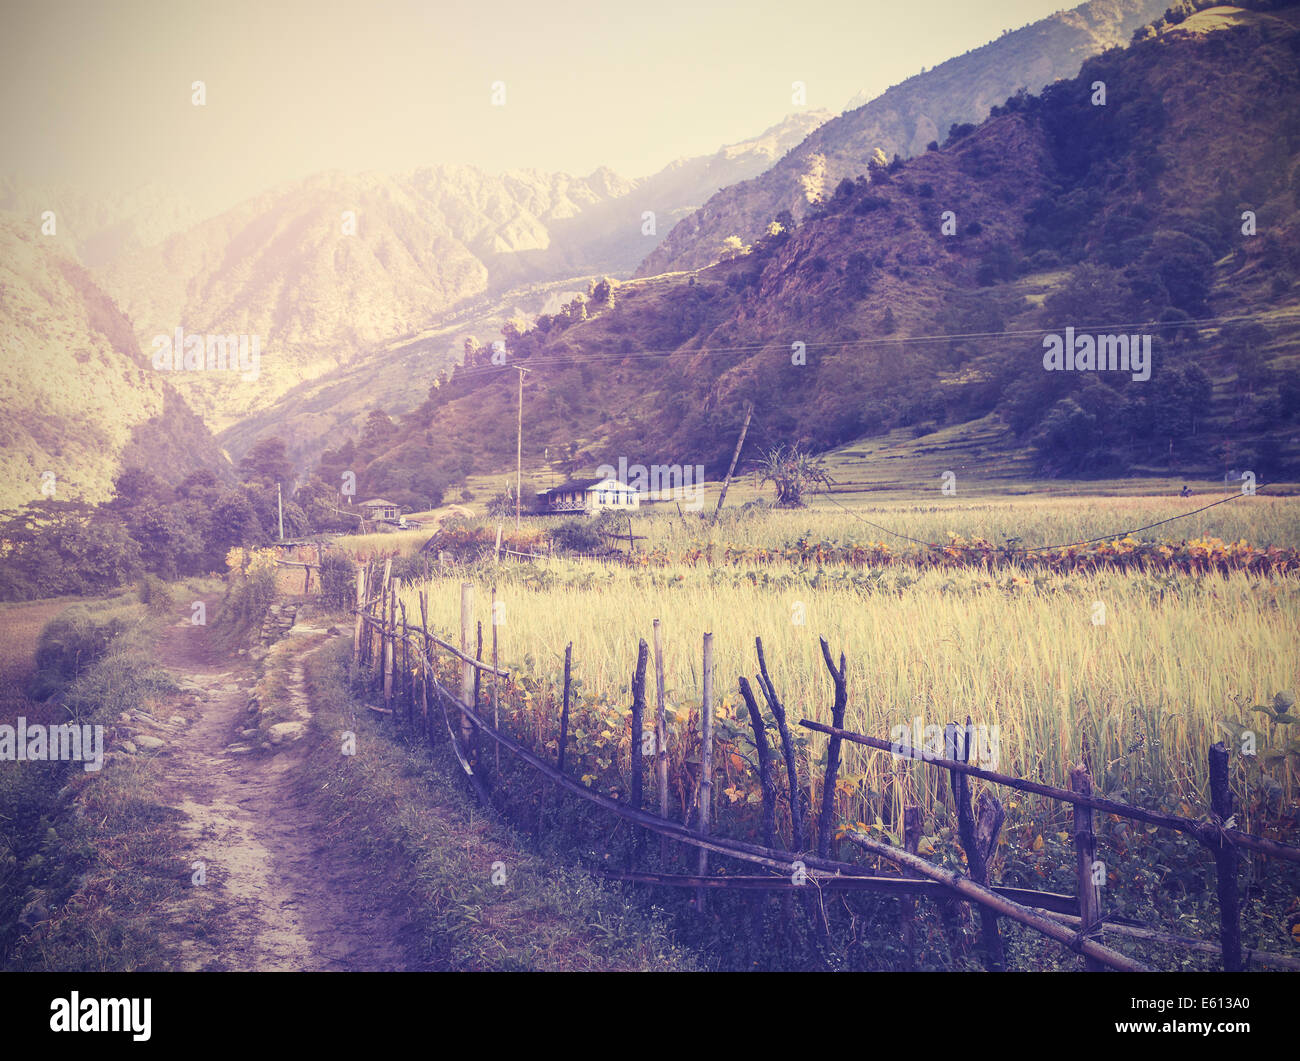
[394,516,1300,839]
[337,493,1300,562]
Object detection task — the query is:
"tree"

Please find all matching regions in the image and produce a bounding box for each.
[1030,398,1101,474]
[718,235,751,262]
[238,437,293,486]
[1044,263,1131,323]
[590,277,617,308]
[360,410,396,453]
[207,488,267,566]
[755,445,829,507]
[107,467,167,511]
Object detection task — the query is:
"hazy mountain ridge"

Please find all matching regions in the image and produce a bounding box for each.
[636,0,1169,277]
[90,113,827,434]
[0,217,231,510]
[0,176,203,268]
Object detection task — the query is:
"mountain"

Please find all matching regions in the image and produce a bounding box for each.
[93,113,828,436]
[0,216,232,510]
[0,176,202,268]
[636,0,1169,277]
[95,168,587,430]
[369,3,1300,502]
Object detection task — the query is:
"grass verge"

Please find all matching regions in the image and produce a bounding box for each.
[298,637,700,971]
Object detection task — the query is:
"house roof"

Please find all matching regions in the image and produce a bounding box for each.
[358,498,399,507]
[539,477,636,496]
[539,478,602,495]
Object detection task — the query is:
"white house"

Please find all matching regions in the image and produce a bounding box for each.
[358,498,401,521]
[538,477,639,515]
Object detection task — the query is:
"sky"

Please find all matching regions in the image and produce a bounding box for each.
[0,0,1079,213]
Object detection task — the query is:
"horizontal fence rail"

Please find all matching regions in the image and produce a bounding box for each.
[338,559,1300,972]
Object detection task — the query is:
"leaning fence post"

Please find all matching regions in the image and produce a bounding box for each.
[815,639,847,859]
[738,677,777,850]
[1208,742,1241,971]
[1071,764,1103,971]
[696,632,714,913]
[756,636,804,852]
[458,583,475,755]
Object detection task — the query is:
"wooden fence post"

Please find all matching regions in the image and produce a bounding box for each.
[948,719,1005,971]
[901,804,922,968]
[383,580,396,714]
[755,636,804,852]
[418,590,431,734]
[630,640,648,812]
[557,642,573,772]
[738,677,777,850]
[815,639,847,859]
[352,562,366,666]
[1071,764,1103,971]
[458,583,475,755]
[653,619,668,863]
[630,639,649,867]
[399,597,410,727]
[474,621,489,784]
[492,589,500,775]
[696,632,714,913]
[1208,742,1241,971]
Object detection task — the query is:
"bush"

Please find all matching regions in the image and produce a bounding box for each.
[319,552,357,612]
[549,519,605,554]
[137,574,174,616]
[30,603,137,699]
[220,550,278,634]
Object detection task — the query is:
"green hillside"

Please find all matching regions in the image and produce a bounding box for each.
[329,5,1300,510]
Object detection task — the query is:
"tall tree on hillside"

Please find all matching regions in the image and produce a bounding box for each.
[238,437,293,486]
[361,409,397,453]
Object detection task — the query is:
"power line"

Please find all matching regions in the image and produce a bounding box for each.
[812,483,1263,554]
[436,308,1300,384]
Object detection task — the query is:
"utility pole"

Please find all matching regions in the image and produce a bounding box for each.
[514,365,529,530]
[277,482,284,541]
[712,401,753,526]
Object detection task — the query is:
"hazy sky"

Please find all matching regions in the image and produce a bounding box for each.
[1,0,1077,211]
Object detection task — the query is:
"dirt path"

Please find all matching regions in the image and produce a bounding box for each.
[149,617,415,971]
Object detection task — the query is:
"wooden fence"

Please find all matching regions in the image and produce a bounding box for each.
[346,559,1300,972]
